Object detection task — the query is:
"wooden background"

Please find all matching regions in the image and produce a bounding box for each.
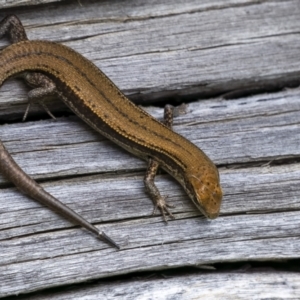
[0,0,300,298]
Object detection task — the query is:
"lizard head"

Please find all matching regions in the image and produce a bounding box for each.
[185,164,222,219]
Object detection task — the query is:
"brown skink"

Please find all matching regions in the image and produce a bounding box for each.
[0,15,222,237]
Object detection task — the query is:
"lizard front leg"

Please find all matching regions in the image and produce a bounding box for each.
[144,104,179,222]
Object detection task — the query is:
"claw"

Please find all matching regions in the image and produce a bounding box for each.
[152,195,175,222]
[40,101,56,120]
[22,102,31,121]
[22,100,56,121]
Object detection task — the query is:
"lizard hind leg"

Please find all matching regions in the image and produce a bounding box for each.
[0,14,28,43]
[0,15,58,121]
[22,72,58,121]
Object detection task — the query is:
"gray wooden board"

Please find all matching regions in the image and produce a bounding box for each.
[19,271,300,300]
[0,88,299,183]
[0,0,300,120]
[1,0,300,297]
[0,0,64,8]
[1,89,300,296]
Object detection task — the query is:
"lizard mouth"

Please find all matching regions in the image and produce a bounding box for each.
[205,210,219,219]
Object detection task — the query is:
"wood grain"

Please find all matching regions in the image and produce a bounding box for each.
[22,271,300,300]
[1,89,300,296]
[1,87,299,183]
[0,0,300,298]
[0,0,300,120]
[0,0,63,8]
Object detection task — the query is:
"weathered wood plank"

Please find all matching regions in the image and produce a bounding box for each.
[1,89,300,295]
[22,271,300,300]
[2,160,300,238]
[0,0,299,119]
[0,87,299,184]
[1,209,300,296]
[0,0,63,8]
[0,0,300,297]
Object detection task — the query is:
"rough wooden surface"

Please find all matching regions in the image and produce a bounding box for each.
[21,271,300,300]
[1,89,300,297]
[1,0,300,298]
[0,0,64,9]
[1,0,300,120]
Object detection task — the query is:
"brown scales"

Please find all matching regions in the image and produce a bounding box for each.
[0,15,222,248]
